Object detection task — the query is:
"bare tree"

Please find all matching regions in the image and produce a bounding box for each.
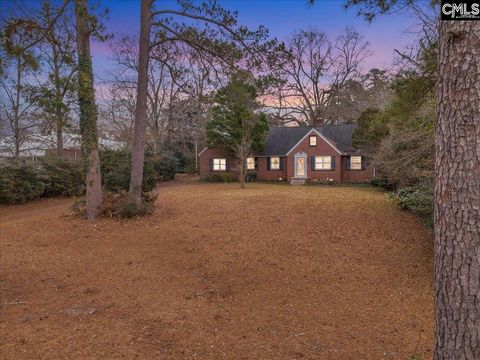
[27,0,78,156]
[0,12,43,159]
[129,0,153,204]
[108,35,222,157]
[101,36,173,147]
[267,27,371,126]
[98,79,137,143]
[128,0,271,204]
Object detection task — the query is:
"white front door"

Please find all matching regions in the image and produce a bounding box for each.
[295,155,307,178]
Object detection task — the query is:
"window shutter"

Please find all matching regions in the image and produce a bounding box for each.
[279,157,283,171]
[209,158,213,171]
[267,157,271,170]
[226,159,230,171]
[311,156,315,171]
[346,156,351,170]
[361,156,366,170]
[255,157,258,170]
[331,156,336,170]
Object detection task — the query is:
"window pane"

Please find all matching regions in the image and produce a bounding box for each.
[271,157,280,169]
[350,156,362,170]
[315,156,332,170]
[247,157,255,170]
[309,136,317,146]
[213,158,227,171]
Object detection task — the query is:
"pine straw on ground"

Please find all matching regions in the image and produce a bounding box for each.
[0,177,433,359]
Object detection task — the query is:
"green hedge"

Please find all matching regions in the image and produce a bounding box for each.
[0,150,179,205]
[389,177,433,228]
[200,173,235,183]
[370,177,398,191]
[0,165,46,204]
[100,149,177,192]
[41,157,85,197]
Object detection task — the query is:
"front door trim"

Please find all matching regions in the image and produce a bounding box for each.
[294,152,307,178]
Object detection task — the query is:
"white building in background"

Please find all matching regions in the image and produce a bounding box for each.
[0,133,125,160]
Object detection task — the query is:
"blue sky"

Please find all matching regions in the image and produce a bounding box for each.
[91,0,419,78]
[1,0,420,77]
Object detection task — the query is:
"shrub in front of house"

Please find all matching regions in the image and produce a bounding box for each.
[0,164,46,204]
[370,176,398,191]
[219,172,235,183]
[389,177,433,228]
[306,178,335,185]
[200,173,235,183]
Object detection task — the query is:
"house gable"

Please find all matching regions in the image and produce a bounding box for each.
[198,147,209,157]
[286,129,343,156]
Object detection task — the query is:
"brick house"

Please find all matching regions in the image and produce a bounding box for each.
[199,124,374,184]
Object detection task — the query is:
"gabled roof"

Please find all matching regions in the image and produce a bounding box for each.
[317,124,358,154]
[199,124,362,158]
[258,124,359,156]
[260,126,313,156]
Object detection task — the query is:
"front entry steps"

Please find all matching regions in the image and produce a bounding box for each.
[290,177,307,185]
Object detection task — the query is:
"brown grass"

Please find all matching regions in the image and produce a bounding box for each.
[0,176,434,359]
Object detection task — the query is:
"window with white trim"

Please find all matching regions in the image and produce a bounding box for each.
[247,157,255,170]
[350,156,362,170]
[309,135,317,146]
[315,156,332,170]
[270,157,280,170]
[213,158,227,171]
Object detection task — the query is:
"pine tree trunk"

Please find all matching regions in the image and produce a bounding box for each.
[129,0,153,204]
[434,21,480,360]
[74,0,102,220]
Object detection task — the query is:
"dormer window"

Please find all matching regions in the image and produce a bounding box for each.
[309,135,317,146]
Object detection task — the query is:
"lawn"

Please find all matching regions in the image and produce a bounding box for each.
[0,178,434,359]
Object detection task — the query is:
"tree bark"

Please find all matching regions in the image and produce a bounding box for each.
[129,0,153,204]
[434,21,480,360]
[74,0,102,220]
[53,45,64,156]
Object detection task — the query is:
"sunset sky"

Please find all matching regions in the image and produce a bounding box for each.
[1,0,421,77]
[93,0,419,78]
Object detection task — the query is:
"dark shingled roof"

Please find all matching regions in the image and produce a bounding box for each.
[260,126,312,156]
[258,124,359,156]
